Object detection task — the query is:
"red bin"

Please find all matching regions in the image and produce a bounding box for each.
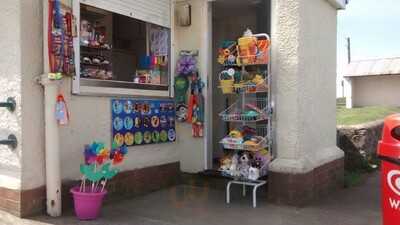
[378,114,400,225]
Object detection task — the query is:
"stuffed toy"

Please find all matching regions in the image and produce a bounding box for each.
[229,154,240,177]
[253,149,271,176]
[248,167,260,181]
[239,152,251,178]
[220,155,232,172]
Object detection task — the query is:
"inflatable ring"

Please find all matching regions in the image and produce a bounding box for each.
[124,100,133,114]
[134,132,143,145]
[112,100,123,114]
[151,116,160,128]
[124,117,133,130]
[144,131,152,144]
[160,130,168,142]
[152,131,160,143]
[160,115,168,128]
[124,132,134,145]
[143,116,151,128]
[113,117,123,131]
[135,117,142,128]
[168,129,176,142]
[113,133,124,147]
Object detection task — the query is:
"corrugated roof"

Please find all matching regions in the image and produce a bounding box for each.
[344,57,400,77]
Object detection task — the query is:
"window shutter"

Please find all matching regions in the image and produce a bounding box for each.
[80,0,171,28]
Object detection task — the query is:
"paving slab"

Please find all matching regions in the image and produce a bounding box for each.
[0,172,381,225]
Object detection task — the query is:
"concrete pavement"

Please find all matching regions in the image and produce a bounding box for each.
[0,172,381,225]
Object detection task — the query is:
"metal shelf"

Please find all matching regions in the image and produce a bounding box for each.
[217,33,273,183]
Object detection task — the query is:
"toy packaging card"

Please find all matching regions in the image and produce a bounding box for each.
[111,99,176,147]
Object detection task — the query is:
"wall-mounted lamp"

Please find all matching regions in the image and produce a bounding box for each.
[177,3,191,27]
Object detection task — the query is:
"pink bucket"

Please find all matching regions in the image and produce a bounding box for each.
[70,186,107,220]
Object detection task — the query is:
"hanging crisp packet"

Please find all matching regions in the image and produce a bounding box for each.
[55,94,69,125]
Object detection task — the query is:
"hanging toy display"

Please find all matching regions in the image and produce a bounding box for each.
[48,0,76,78]
[174,75,189,122]
[174,76,189,104]
[187,72,205,137]
[175,51,198,123]
[55,94,70,125]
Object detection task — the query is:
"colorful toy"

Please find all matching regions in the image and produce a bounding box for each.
[187,72,205,137]
[174,76,189,104]
[48,0,75,75]
[176,55,197,76]
[229,130,242,138]
[220,155,232,171]
[55,94,69,125]
[229,154,240,177]
[217,41,237,65]
[219,70,235,94]
[248,167,260,181]
[239,152,251,178]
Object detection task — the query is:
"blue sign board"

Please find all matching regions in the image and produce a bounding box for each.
[111,99,176,146]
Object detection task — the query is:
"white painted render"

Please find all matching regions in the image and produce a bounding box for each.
[352,75,400,107]
[269,0,343,174]
[173,0,209,172]
[20,0,46,190]
[0,0,23,190]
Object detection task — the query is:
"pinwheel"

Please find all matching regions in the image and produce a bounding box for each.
[79,141,127,193]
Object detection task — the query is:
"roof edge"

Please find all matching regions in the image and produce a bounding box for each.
[327,0,347,10]
[344,74,400,78]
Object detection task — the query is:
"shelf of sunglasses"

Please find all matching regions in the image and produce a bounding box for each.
[81,45,111,51]
[81,62,112,68]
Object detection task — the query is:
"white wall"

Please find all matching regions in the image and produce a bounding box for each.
[173,0,209,172]
[20,0,46,190]
[353,75,400,107]
[0,0,23,190]
[269,0,343,174]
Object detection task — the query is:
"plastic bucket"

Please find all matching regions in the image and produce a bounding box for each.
[220,79,234,94]
[70,186,107,220]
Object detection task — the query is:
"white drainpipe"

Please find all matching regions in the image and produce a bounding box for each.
[39,75,62,217]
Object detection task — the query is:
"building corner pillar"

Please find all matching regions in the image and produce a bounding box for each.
[269,0,344,205]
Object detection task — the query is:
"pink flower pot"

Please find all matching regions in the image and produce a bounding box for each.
[70,186,107,220]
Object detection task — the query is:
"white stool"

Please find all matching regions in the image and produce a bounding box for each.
[226,180,267,208]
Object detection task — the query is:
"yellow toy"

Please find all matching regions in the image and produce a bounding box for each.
[229,130,243,138]
[252,74,265,85]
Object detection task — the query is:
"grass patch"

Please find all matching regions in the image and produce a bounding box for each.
[337,105,400,126]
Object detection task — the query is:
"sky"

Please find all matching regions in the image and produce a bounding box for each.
[337,0,400,96]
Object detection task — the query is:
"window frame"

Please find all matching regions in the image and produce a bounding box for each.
[72,0,174,98]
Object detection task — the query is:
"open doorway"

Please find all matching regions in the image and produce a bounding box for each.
[209,0,271,170]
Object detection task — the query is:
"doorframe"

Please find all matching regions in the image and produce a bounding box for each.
[204,0,213,170]
[203,0,274,170]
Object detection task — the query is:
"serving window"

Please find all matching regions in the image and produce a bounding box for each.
[73,3,172,96]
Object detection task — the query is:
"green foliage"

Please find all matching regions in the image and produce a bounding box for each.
[344,170,362,188]
[344,155,380,188]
